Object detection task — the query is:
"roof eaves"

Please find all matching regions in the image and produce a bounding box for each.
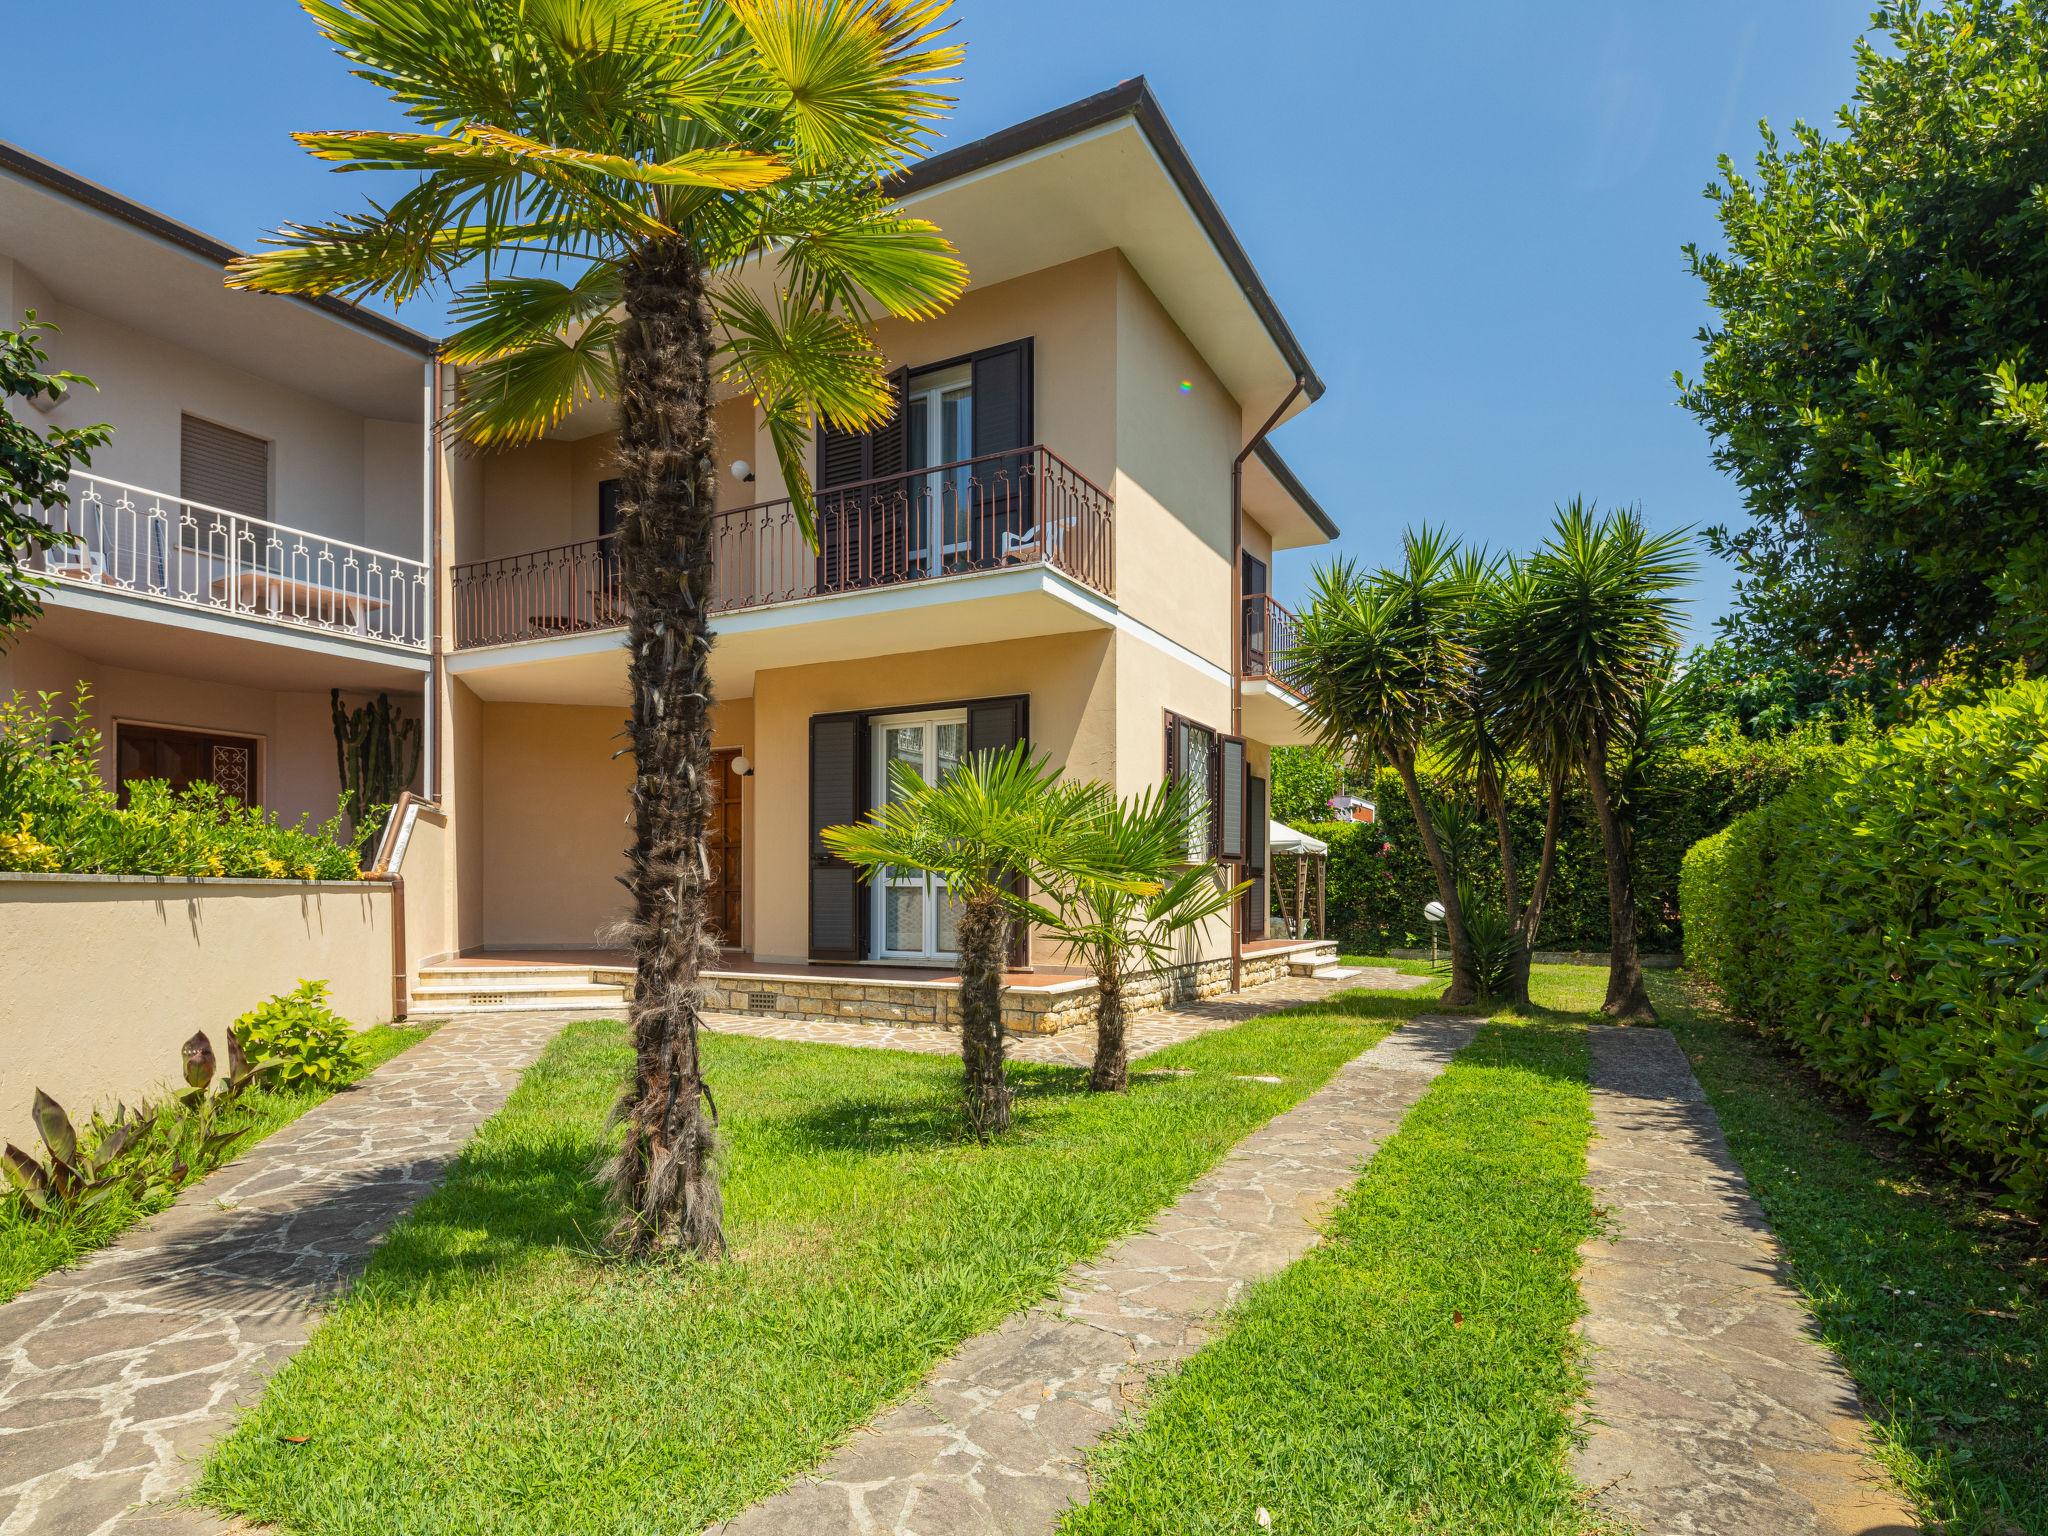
[1253,439,1339,540]
[0,140,439,359]
[887,78,1323,402]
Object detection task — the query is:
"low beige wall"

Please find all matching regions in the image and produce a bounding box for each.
[0,873,393,1144]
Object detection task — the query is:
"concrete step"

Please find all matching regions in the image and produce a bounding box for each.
[1285,948,1343,977]
[408,974,627,1016]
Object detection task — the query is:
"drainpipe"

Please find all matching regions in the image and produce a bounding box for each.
[422,360,444,802]
[1228,377,1307,992]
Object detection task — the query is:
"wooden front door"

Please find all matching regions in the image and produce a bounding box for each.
[115,723,260,807]
[707,748,743,947]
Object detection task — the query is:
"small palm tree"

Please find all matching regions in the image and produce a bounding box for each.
[1291,528,1482,1005]
[1038,779,1245,1093]
[1494,501,1691,1020]
[231,0,969,1254]
[823,744,1076,1138]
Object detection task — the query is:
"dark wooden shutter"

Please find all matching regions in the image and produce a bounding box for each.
[1243,776,1269,937]
[1218,735,1247,862]
[809,711,867,960]
[817,370,908,593]
[964,693,1031,965]
[969,339,1033,564]
[181,416,270,519]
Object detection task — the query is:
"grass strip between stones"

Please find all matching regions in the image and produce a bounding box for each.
[194,993,1421,1535]
[1651,974,2044,1536]
[0,1021,434,1303]
[1060,1012,1599,1536]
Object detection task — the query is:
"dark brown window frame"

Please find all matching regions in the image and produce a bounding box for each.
[112,718,265,808]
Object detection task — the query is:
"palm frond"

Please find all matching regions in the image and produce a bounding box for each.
[447,318,619,446]
[733,0,962,169]
[770,194,966,321]
[443,265,625,364]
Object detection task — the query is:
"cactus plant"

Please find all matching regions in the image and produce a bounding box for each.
[330,689,422,842]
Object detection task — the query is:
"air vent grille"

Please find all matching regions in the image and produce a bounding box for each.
[746,991,778,1014]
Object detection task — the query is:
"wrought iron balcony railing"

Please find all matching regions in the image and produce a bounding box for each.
[452,443,1113,649]
[23,473,428,650]
[1242,593,1304,695]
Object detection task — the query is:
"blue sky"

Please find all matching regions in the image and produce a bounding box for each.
[3,1,1879,636]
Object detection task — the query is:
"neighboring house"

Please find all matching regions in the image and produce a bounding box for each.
[3,79,1338,1032]
[0,143,437,826]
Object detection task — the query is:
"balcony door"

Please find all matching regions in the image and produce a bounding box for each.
[870,709,968,961]
[906,364,973,573]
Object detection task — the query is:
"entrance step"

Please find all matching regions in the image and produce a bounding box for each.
[1285,945,1343,978]
[409,963,630,1018]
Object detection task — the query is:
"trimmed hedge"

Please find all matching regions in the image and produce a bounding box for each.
[1680,680,2048,1211]
[1278,737,1835,952]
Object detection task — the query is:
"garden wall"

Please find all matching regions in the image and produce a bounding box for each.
[0,874,393,1144]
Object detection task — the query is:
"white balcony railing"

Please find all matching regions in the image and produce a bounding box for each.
[23,473,429,651]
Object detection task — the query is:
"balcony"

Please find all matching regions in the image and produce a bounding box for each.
[452,444,1113,650]
[1241,593,1317,746]
[24,473,429,652]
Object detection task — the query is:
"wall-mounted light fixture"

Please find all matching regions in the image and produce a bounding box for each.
[730,459,755,483]
[731,753,754,778]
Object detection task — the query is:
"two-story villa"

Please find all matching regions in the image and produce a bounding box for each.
[5,80,1336,1033]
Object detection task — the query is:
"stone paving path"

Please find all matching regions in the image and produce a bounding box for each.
[703,965,1429,1068]
[1574,1025,1920,1536]
[713,1015,1481,1536]
[0,1010,580,1536]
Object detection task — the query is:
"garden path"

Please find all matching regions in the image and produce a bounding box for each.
[1574,1024,1919,1536]
[0,1010,576,1536]
[711,1015,1481,1536]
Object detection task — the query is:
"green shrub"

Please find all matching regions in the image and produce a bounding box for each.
[233,981,364,1091]
[1680,680,2048,1212]
[0,685,373,879]
[1279,733,1837,953]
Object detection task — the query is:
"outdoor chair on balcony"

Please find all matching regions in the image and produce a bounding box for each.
[999,508,1078,567]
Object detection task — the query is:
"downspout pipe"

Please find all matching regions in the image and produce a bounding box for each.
[1229,376,1307,993]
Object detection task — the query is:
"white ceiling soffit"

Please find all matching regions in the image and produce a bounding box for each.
[1244,442,1338,550]
[0,146,432,422]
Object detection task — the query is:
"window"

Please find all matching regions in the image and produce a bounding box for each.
[1167,712,1217,861]
[180,416,270,521]
[906,363,974,563]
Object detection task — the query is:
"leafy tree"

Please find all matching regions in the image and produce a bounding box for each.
[1682,0,2048,679]
[823,745,1087,1137]
[1037,778,1244,1093]
[233,0,967,1256]
[1,315,109,645]
[1290,529,1483,1005]
[1490,502,1691,1020]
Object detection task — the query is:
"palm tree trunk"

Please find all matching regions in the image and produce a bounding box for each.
[1506,776,1565,1011]
[957,889,1012,1136]
[604,238,725,1256]
[1088,946,1127,1093]
[1583,743,1655,1021]
[1393,753,1478,1005]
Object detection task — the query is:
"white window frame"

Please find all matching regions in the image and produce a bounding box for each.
[869,707,970,962]
[906,363,973,567]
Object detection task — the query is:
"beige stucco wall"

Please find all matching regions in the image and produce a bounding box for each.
[747,631,1115,964]
[0,631,423,828]
[0,874,392,1144]
[1,256,422,556]
[460,695,753,952]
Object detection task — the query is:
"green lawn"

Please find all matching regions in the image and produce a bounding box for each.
[196,994,1420,1535]
[0,1021,431,1303]
[1062,971,1603,1536]
[1653,974,2045,1536]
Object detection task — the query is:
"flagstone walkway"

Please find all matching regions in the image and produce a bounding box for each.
[0,1010,576,1536]
[1574,1025,1919,1536]
[712,1016,1482,1536]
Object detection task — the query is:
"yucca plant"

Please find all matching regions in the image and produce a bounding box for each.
[1290,528,1482,1004]
[232,0,969,1253]
[1488,501,1691,1019]
[1037,778,1245,1093]
[823,745,1084,1138]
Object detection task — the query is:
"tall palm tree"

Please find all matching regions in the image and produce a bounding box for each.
[1441,553,1575,1010]
[1290,528,1481,1005]
[1038,778,1244,1093]
[822,744,1081,1137]
[231,0,968,1254]
[1496,501,1691,1020]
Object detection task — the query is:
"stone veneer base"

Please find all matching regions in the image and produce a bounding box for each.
[695,942,1338,1037]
